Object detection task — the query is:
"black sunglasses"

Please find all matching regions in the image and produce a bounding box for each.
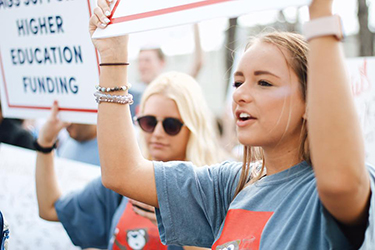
[134,115,185,136]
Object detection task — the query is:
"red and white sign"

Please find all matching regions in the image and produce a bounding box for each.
[93,0,312,38]
[0,0,99,124]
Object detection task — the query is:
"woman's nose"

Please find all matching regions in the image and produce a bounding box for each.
[152,121,165,136]
[233,83,253,105]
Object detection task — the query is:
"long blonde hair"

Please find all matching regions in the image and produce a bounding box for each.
[138,71,224,166]
[234,32,310,197]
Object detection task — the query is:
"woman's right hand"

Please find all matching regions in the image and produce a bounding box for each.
[38,101,69,148]
[89,0,129,63]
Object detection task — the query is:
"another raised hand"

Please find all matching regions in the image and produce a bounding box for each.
[36,101,69,221]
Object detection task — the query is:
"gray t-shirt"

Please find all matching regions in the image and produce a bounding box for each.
[154,160,375,249]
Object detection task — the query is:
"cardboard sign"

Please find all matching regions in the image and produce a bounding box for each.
[346,57,375,165]
[0,0,99,124]
[93,0,312,38]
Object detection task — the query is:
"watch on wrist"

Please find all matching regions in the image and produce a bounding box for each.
[303,15,344,42]
[34,139,57,153]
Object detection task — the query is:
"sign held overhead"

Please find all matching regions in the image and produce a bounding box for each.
[0,0,100,124]
[93,0,312,38]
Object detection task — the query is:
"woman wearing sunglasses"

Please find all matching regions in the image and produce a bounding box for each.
[89,0,375,249]
[34,72,225,249]
[134,71,224,166]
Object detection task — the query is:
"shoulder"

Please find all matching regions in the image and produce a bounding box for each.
[212,160,243,178]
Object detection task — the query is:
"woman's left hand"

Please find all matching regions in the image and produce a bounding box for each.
[130,199,157,226]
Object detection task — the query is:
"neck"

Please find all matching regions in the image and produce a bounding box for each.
[261,138,303,176]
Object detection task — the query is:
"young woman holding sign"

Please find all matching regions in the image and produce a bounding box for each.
[35,72,223,250]
[89,0,375,248]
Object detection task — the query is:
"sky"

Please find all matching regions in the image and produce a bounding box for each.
[127,0,374,59]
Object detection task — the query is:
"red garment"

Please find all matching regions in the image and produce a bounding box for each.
[212,209,273,250]
[112,202,168,250]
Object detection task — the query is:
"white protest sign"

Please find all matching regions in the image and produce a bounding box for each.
[93,0,312,38]
[0,0,99,124]
[0,143,101,249]
[346,57,375,165]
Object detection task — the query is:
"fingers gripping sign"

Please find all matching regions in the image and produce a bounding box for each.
[89,0,112,34]
[93,7,110,29]
[97,0,113,20]
[89,0,129,63]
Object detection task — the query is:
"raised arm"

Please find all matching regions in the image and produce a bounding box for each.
[307,0,370,226]
[35,101,69,221]
[90,0,157,207]
[189,23,204,78]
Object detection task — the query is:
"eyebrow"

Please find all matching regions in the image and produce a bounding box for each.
[234,71,244,77]
[254,70,280,79]
[234,70,280,79]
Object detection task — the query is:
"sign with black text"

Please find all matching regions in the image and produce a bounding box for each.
[0,0,99,124]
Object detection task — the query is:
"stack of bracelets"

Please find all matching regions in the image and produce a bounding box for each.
[94,83,133,105]
[94,62,133,105]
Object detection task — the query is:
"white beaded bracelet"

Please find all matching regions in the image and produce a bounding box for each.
[94,91,134,105]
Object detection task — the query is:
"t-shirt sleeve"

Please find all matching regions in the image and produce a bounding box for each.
[55,177,123,249]
[154,160,241,248]
[360,163,375,249]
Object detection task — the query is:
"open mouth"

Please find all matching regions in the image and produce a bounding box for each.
[238,112,255,121]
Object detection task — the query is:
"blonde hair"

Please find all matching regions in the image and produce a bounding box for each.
[234,31,310,197]
[138,71,224,166]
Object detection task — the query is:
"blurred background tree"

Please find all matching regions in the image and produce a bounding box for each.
[358,0,374,56]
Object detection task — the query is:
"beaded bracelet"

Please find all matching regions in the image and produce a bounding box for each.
[94,91,134,105]
[95,84,132,93]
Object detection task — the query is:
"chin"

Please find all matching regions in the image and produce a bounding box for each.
[237,136,260,147]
